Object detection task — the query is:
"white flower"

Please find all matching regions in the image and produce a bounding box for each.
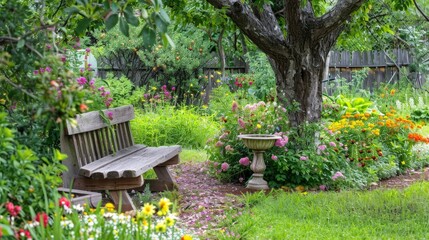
[409,97,416,109]
[396,100,402,110]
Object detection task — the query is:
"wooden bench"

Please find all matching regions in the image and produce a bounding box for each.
[60,105,181,211]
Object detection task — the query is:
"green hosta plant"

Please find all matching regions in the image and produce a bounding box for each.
[335,95,373,114]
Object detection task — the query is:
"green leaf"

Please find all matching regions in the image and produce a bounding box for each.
[64,6,80,15]
[75,18,91,36]
[154,14,168,33]
[162,33,175,48]
[141,25,156,47]
[159,9,170,24]
[141,8,148,19]
[124,6,139,27]
[110,2,119,13]
[119,17,130,37]
[105,13,118,31]
[17,39,25,49]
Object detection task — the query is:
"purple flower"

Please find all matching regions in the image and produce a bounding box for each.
[318,145,327,151]
[77,77,87,85]
[215,141,224,147]
[221,162,229,172]
[238,118,246,129]
[46,44,52,50]
[143,93,150,99]
[300,156,308,161]
[332,171,345,181]
[45,67,52,73]
[61,55,67,62]
[319,185,327,191]
[153,94,160,100]
[89,78,95,86]
[161,85,167,91]
[33,70,39,75]
[85,48,91,53]
[271,155,278,161]
[39,68,45,73]
[171,86,176,91]
[98,86,105,92]
[239,157,250,166]
[329,142,336,147]
[107,111,113,120]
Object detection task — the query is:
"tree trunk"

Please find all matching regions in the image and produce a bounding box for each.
[269,45,330,128]
[217,27,226,79]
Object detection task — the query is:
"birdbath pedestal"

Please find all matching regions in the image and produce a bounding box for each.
[238,134,281,190]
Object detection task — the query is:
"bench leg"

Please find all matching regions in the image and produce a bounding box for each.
[110,190,136,212]
[135,166,177,192]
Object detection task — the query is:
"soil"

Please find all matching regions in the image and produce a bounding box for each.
[171,162,429,237]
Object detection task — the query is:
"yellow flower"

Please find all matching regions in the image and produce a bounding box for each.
[105,203,115,212]
[165,215,175,227]
[401,161,406,165]
[190,83,193,87]
[158,198,171,215]
[390,89,396,95]
[216,79,221,83]
[141,203,155,217]
[155,221,167,233]
[181,234,193,240]
[151,86,157,90]
[371,129,380,136]
[256,123,262,129]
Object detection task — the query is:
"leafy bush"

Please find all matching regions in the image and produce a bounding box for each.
[206,100,361,189]
[131,105,219,148]
[0,112,66,217]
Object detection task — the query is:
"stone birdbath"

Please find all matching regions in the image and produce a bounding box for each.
[238,134,281,190]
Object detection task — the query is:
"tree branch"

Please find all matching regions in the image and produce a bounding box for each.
[0,37,43,58]
[311,0,367,41]
[206,0,290,59]
[413,0,429,22]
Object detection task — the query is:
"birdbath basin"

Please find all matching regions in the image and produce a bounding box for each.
[238,134,281,190]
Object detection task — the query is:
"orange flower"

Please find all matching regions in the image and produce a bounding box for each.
[79,103,88,112]
[390,89,396,95]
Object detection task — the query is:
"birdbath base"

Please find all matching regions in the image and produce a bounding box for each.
[247,173,269,190]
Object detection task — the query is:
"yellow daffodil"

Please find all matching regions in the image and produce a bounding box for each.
[158,198,171,215]
[155,221,167,233]
[141,203,155,217]
[105,203,115,212]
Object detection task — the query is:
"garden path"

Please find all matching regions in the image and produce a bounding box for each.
[171,162,429,237]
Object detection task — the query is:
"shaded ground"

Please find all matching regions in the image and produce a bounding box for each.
[171,162,429,237]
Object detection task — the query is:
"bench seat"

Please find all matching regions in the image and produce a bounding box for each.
[79,145,181,179]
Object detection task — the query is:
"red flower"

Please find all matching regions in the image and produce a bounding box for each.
[35,212,49,227]
[59,196,71,208]
[5,202,21,217]
[15,229,31,239]
[79,103,88,112]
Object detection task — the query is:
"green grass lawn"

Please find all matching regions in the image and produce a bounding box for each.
[217,182,429,239]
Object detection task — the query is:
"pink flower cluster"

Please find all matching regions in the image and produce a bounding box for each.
[275,134,289,147]
[33,66,52,75]
[221,162,229,171]
[332,171,345,180]
[98,86,113,108]
[239,157,250,166]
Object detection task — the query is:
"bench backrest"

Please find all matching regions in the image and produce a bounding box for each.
[62,105,136,172]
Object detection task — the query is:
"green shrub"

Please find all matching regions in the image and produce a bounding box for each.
[131,105,219,148]
[0,112,66,216]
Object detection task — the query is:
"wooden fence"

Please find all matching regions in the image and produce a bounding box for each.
[324,49,418,94]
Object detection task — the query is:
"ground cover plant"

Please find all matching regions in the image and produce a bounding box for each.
[214,182,429,239]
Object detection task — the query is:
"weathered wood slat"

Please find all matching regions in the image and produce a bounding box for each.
[88,145,181,179]
[73,176,144,191]
[66,105,134,135]
[79,144,147,177]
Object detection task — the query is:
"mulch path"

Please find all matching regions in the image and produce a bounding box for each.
[170,162,429,237]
